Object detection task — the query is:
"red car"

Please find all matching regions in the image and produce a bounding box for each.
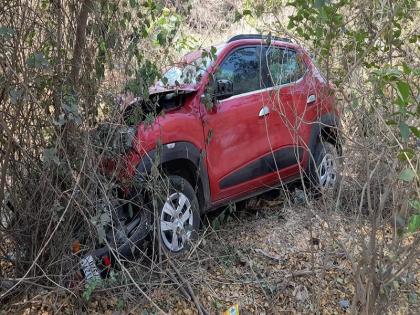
[96,34,341,260]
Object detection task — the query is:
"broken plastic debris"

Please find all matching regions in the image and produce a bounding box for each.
[223,304,239,315]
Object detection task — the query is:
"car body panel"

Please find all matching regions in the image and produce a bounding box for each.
[121,37,338,210]
[124,93,205,175]
[201,90,274,201]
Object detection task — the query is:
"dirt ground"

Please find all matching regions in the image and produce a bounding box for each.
[1,193,419,315]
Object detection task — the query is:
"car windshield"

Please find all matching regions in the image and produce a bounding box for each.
[160,56,212,86]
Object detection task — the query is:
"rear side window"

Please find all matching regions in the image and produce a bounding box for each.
[265,47,306,86]
[216,47,263,96]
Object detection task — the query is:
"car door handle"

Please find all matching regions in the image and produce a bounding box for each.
[259,106,270,117]
[307,94,316,104]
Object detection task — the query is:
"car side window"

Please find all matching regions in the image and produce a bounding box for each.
[265,48,305,86]
[216,47,263,96]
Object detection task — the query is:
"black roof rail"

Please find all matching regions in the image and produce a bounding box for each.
[227,34,292,43]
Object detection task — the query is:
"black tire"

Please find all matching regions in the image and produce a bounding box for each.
[104,192,152,258]
[152,175,200,255]
[309,141,341,195]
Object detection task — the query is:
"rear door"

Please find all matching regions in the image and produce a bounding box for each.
[261,46,310,178]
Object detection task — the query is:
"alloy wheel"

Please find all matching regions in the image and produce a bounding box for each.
[160,192,194,252]
[318,153,337,189]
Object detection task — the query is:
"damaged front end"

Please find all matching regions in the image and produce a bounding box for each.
[79,88,196,281]
[78,187,152,281]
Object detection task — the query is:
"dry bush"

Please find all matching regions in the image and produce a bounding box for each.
[1,0,419,314]
[248,0,420,313]
[0,0,189,304]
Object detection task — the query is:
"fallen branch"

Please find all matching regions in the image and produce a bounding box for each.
[167,271,192,301]
[167,259,209,315]
[254,248,284,263]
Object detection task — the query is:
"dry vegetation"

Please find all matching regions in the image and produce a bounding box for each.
[1,0,419,314]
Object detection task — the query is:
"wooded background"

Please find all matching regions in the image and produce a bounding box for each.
[0,0,419,314]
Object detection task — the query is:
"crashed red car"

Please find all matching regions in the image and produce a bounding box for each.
[82,34,341,277]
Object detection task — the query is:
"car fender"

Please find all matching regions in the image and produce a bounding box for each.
[136,141,211,211]
[307,113,341,164]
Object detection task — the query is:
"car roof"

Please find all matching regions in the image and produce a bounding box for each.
[181,36,303,64]
[224,38,301,51]
[227,34,291,43]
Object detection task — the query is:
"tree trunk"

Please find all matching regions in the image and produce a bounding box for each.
[70,0,93,92]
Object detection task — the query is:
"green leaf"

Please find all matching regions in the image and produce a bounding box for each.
[0,27,15,39]
[409,126,420,138]
[396,215,406,228]
[319,7,328,21]
[27,53,49,69]
[156,32,166,45]
[210,46,217,59]
[95,59,105,80]
[355,31,367,43]
[396,81,410,105]
[398,148,414,161]
[407,214,420,233]
[380,68,402,81]
[398,121,410,142]
[408,35,418,43]
[127,203,134,218]
[157,15,167,26]
[399,168,416,182]
[408,292,418,304]
[409,199,420,211]
[212,218,220,230]
[53,113,66,126]
[129,0,138,8]
[243,9,252,16]
[9,87,24,105]
[234,10,242,22]
[402,63,411,75]
[43,148,60,165]
[314,0,326,9]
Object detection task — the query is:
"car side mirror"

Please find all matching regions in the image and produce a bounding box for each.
[215,79,233,100]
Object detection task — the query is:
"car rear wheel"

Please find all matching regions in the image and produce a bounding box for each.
[155,175,200,254]
[310,141,341,195]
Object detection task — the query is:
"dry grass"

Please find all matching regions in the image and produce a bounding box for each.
[1,1,419,314]
[2,193,418,314]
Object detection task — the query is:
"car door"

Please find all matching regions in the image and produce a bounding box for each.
[202,45,275,202]
[261,46,310,179]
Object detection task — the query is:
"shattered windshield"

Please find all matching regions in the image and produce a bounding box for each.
[160,56,213,86]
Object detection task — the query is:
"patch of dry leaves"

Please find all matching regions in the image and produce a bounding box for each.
[1,197,418,314]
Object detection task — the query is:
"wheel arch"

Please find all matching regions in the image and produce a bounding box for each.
[136,141,210,212]
[308,113,342,157]
[306,113,342,176]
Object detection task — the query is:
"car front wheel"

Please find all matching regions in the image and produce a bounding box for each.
[155,175,200,254]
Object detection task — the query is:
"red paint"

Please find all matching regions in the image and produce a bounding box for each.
[119,38,337,206]
[103,256,111,267]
